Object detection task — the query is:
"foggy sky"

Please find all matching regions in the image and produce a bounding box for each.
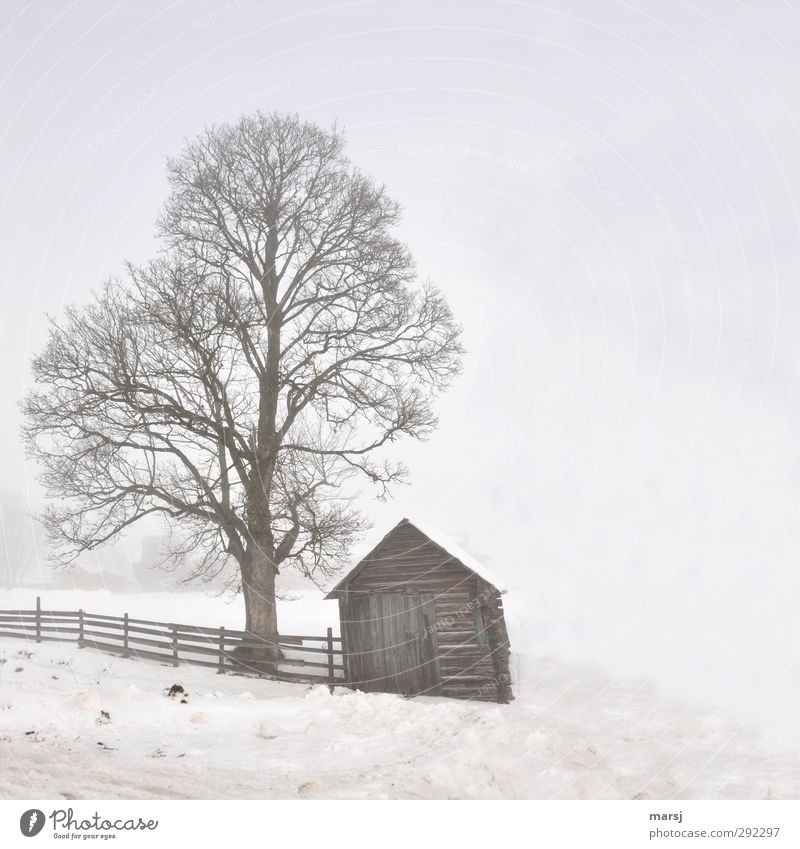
[2,1,800,750]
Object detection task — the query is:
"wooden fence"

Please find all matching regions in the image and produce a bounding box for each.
[0,597,345,686]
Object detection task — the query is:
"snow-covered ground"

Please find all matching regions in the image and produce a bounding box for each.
[1,589,799,798]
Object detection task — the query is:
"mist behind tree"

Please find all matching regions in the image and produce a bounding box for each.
[0,491,46,588]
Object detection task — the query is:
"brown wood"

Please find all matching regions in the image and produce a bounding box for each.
[326,627,335,688]
[343,593,440,696]
[218,625,226,674]
[0,622,78,635]
[332,519,512,703]
[0,601,346,687]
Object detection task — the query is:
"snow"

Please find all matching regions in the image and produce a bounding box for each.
[4,0,800,795]
[325,518,508,597]
[401,518,508,593]
[2,589,799,799]
[1,636,799,800]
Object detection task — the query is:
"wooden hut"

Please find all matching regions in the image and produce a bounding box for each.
[326,519,512,703]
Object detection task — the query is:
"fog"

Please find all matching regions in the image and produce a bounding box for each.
[2,1,800,750]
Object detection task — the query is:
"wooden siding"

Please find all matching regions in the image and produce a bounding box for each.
[337,521,512,703]
[345,593,440,696]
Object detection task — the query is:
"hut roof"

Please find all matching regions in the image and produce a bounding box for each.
[325,518,507,598]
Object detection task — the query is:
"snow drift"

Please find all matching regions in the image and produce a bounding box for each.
[1,635,798,800]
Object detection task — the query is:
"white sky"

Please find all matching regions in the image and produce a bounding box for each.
[2,0,800,750]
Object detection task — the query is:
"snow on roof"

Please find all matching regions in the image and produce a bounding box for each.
[326,517,508,597]
[403,518,508,594]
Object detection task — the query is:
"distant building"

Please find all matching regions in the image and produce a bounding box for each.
[132,535,173,591]
[56,539,134,592]
[55,564,131,592]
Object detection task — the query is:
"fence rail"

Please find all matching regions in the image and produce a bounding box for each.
[0,597,345,686]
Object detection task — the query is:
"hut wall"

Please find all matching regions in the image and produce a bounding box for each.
[339,522,511,702]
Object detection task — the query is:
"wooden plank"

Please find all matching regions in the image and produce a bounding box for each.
[0,608,76,617]
[356,563,455,572]
[0,631,74,643]
[258,643,340,656]
[81,629,151,648]
[357,594,383,691]
[75,611,126,623]
[83,613,248,636]
[36,610,80,617]
[380,594,401,693]
[226,637,339,652]
[0,612,78,623]
[269,634,341,643]
[326,627,335,686]
[373,594,391,692]
[354,570,472,584]
[28,625,79,636]
[217,626,225,675]
[284,659,338,671]
[338,597,351,683]
[80,639,172,662]
[89,621,166,639]
[0,621,78,634]
[423,605,442,696]
[355,565,471,579]
[176,656,223,670]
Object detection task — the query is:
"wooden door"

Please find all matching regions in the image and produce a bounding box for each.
[348,593,441,696]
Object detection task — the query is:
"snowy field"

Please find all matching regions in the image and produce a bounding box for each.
[1,590,799,799]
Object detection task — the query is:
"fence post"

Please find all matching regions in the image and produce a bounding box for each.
[217,626,225,675]
[123,612,129,658]
[171,625,179,667]
[35,596,41,643]
[78,609,84,648]
[326,626,335,691]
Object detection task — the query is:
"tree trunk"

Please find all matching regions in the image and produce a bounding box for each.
[237,544,281,671]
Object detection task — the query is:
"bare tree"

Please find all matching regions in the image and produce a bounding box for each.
[22,112,463,650]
